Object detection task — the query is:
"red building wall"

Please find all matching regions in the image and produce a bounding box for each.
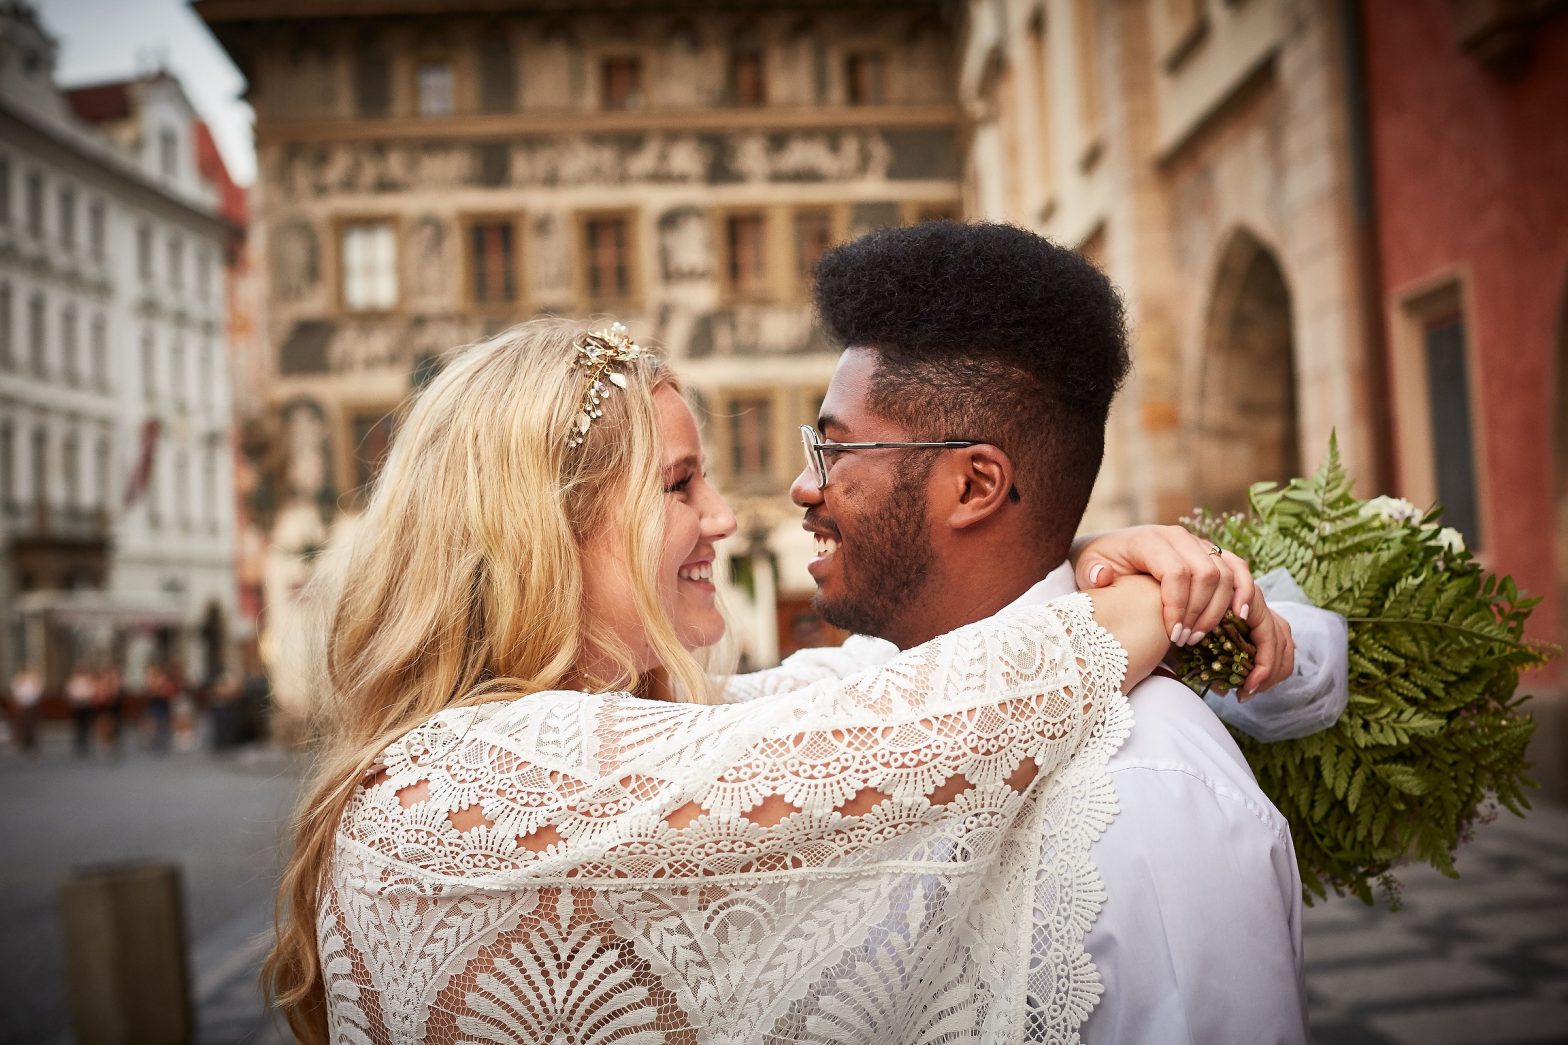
[1361,1,1568,667]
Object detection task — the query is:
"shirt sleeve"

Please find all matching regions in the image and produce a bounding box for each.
[1204,601,1351,742]
[1081,688,1308,1044]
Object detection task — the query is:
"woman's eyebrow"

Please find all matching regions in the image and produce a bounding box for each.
[662,453,701,473]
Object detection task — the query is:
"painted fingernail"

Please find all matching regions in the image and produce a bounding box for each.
[1170,624,1182,644]
[1089,563,1105,585]
[1240,602,1251,621]
[1179,627,1194,646]
[1191,630,1205,644]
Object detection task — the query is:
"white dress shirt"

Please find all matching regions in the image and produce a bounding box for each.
[1024,563,1310,1044]
[734,563,1323,1042]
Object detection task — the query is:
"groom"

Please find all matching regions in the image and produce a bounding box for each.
[788,222,1312,1042]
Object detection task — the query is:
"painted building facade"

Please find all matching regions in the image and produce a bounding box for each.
[0,3,239,691]
[197,0,962,695]
[1358,0,1568,788]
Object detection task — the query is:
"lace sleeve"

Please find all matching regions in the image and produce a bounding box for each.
[720,634,898,703]
[344,592,1127,884]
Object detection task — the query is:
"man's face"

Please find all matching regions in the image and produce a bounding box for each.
[788,347,936,640]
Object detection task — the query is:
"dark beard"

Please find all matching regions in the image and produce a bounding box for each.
[811,477,934,641]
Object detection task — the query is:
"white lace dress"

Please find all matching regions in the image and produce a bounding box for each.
[321,593,1132,1044]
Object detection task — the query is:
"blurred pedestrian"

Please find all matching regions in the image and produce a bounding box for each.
[94,665,124,754]
[143,663,174,753]
[66,664,95,756]
[8,664,43,753]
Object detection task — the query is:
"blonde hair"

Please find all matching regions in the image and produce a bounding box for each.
[262,318,720,1043]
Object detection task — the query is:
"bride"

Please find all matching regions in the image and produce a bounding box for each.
[263,318,1225,1043]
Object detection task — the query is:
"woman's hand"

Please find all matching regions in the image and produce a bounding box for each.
[1070,525,1295,697]
[1084,575,1169,693]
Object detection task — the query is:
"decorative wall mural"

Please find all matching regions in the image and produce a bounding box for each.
[271,219,320,301]
[658,206,712,282]
[728,131,892,183]
[407,215,450,301]
[281,398,332,509]
[528,211,573,300]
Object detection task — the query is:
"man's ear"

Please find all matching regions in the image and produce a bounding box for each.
[942,445,1016,531]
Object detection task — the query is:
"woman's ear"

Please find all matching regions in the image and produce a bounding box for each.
[943,445,1016,531]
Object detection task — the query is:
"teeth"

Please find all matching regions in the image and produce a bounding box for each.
[678,562,712,582]
[815,535,839,558]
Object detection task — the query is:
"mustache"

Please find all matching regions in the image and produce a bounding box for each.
[804,510,840,539]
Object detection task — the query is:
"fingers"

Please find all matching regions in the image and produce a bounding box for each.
[1239,591,1296,698]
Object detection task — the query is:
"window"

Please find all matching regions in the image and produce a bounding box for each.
[0,422,12,505]
[25,170,42,239]
[198,339,212,410]
[845,52,886,105]
[0,154,10,225]
[142,330,156,401]
[28,292,44,376]
[0,282,11,369]
[1423,314,1483,547]
[1072,0,1103,155]
[340,220,399,311]
[728,396,773,479]
[478,33,515,114]
[417,61,455,116]
[137,222,153,283]
[174,448,190,530]
[91,315,106,390]
[724,212,769,300]
[171,337,185,409]
[168,235,184,290]
[354,34,392,117]
[160,128,178,179]
[30,426,47,509]
[62,304,78,385]
[1029,12,1056,207]
[468,219,518,304]
[203,437,219,531]
[63,433,80,509]
[793,209,833,289]
[59,186,75,251]
[96,434,111,510]
[730,50,766,106]
[89,199,105,260]
[199,246,213,298]
[353,412,396,491]
[601,57,642,110]
[581,214,635,303]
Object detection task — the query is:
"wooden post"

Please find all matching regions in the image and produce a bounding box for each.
[59,862,193,1045]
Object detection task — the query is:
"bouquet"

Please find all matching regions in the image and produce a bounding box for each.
[1176,437,1554,907]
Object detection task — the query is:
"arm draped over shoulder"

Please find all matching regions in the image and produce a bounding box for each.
[320,593,1133,1045]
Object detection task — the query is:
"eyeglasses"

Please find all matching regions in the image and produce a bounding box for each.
[799,424,978,489]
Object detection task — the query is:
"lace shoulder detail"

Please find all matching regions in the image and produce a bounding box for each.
[722,634,899,703]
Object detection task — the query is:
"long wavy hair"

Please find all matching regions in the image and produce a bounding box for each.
[261,318,721,1043]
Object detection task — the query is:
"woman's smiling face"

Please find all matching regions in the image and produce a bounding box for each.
[583,385,737,672]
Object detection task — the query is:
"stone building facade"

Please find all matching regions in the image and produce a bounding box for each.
[959,0,1381,528]
[0,3,239,691]
[197,0,962,684]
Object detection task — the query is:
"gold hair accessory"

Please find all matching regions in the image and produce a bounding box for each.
[567,322,643,449]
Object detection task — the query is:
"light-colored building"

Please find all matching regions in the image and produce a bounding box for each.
[958,0,1381,527]
[0,2,238,691]
[197,0,962,684]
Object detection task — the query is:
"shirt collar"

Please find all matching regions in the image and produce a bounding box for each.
[1003,561,1077,612]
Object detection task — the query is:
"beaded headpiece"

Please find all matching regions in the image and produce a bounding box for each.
[566,322,643,449]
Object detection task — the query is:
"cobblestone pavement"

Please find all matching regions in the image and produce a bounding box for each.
[4,726,1567,1044]
[1305,803,1568,1044]
[0,727,296,1044]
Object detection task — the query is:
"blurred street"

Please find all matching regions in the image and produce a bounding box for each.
[3,724,1566,1044]
[0,728,295,1045]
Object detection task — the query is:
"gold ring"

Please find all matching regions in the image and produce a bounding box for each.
[1207,544,1223,557]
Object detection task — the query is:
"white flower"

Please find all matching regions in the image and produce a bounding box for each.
[1360,495,1421,523]
[1435,526,1466,555]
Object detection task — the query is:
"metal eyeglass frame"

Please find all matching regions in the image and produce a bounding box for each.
[799,424,978,489]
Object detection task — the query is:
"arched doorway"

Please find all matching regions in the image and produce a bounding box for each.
[1193,230,1302,514]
